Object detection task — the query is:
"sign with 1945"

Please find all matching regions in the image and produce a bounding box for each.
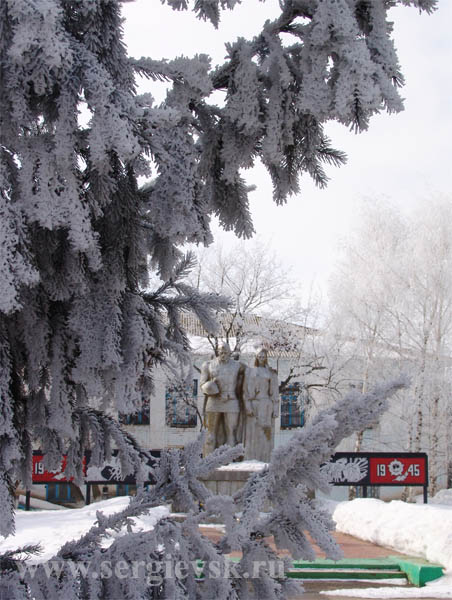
[321,452,428,487]
[370,456,426,485]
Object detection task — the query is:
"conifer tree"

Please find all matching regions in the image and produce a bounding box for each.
[0,0,435,597]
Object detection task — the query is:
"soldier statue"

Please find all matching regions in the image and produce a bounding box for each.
[200,341,245,456]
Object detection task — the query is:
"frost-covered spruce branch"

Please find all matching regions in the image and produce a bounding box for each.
[0,545,43,600]
[150,0,437,210]
[0,544,42,573]
[6,438,242,599]
[50,435,243,561]
[0,0,437,596]
[0,0,436,539]
[66,407,152,485]
[2,381,406,599]
[12,406,148,518]
[226,379,408,563]
[10,438,246,600]
[162,358,206,430]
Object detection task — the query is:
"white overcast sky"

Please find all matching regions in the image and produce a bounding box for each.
[121,0,452,295]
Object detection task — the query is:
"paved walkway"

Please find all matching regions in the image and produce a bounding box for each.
[198,527,406,559]
[313,531,406,560]
[198,527,440,599]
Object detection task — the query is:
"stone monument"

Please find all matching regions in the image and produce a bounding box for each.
[243,347,279,462]
[199,346,279,504]
[200,341,245,456]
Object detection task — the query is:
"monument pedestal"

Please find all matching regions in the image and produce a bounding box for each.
[171,462,269,516]
[200,467,251,497]
[200,461,267,504]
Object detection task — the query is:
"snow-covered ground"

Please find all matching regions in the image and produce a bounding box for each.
[18,494,68,510]
[1,492,452,597]
[0,497,169,563]
[324,491,452,598]
[430,489,452,506]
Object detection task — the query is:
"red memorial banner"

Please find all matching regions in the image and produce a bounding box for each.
[369,456,427,485]
[32,454,87,483]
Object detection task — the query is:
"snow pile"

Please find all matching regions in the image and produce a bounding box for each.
[328,498,452,598]
[18,495,68,510]
[217,460,267,472]
[0,497,169,563]
[431,488,452,506]
[322,581,452,599]
[333,498,452,570]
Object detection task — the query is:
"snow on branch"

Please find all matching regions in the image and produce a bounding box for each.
[230,378,408,561]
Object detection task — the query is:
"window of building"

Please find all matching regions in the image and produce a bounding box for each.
[280,383,305,429]
[45,483,77,503]
[114,484,150,497]
[166,380,198,428]
[119,398,150,426]
[116,484,137,497]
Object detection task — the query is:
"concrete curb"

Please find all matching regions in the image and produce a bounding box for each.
[388,556,444,587]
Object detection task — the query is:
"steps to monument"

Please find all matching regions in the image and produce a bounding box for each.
[287,567,407,581]
[195,525,444,588]
[286,557,443,587]
[222,556,443,587]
